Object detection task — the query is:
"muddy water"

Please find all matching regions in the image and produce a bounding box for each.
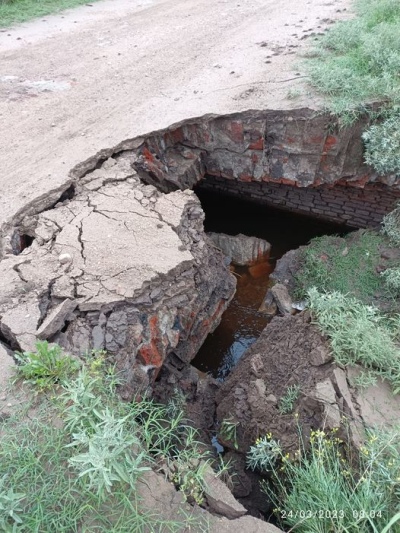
[192,187,351,380]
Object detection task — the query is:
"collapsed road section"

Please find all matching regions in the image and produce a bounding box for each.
[1,108,399,397]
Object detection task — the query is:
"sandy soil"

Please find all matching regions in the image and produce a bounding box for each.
[0,0,351,230]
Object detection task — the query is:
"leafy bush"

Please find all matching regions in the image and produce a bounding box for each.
[363,112,400,175]
[382,204,400,246]
[67,408,150,499]
[382,266,400,296]
[247,434,282,472]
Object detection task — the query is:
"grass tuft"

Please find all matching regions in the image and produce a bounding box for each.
[0,0,100,28]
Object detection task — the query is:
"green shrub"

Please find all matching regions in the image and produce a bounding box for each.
[247,434,282,472]
[382,204,400,246]
[382,266,400,296]
[363,112,400,175]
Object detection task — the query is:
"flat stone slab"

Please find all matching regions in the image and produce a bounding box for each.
[314,378,341,428]
[347,366,400,428]
[203,465,246,519]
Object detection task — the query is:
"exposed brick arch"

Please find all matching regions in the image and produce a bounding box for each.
[133,109,400,228]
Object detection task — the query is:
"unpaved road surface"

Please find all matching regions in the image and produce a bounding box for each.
[0,0,350,228]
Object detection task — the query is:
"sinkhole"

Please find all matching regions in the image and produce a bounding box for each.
[192,185,353,381]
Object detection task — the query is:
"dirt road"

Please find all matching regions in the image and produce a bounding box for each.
[0,0,350,230]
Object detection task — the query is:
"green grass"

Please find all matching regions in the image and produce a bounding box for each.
[0,0,100,28]
[1,345,213,532]
[248,428,400,533]
[305,0,400,174]
[294,230,385,304]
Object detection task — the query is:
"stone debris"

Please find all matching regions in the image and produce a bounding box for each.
[36,299,78,340]
[270,248,305,294]
[347,366,400,429]
[258,288,277,316]
[270,283,294,315]
[332,367,364,447]
[309,345,332,366]
[136,469,283,532]
[259,283,297,318]
[208,232,271,266]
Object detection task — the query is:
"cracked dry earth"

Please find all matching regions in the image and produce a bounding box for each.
[0,156,236,400]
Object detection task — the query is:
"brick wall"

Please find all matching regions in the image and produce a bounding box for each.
[198,175,400,228]
[130,109,400,228]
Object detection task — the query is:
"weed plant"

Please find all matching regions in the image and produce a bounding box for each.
[13,341,80,392]
[382,204,400,247]
[247,427,400,532]
[382,267,400,297]
[247,434,281,472]
[278,385,301,415]
[219,417,239,450]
